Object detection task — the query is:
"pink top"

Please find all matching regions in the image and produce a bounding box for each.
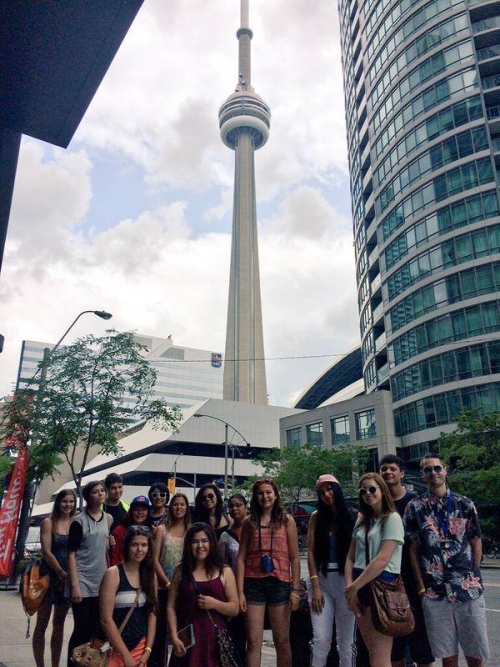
[244,523,291,582]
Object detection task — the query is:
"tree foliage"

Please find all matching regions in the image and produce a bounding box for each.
[438,409,500,503]
[28,330,182,503]
[252,443,369,508]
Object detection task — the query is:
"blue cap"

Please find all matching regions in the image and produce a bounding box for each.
[130,495,150,507]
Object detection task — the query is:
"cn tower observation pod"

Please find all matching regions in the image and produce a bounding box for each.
[219,91,271,150]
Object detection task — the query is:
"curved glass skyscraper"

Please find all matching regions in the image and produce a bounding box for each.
[339,0,500,455]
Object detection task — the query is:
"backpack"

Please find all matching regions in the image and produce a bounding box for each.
[21,555,50,637]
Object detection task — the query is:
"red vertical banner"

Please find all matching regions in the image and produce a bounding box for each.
[0,445,28,577]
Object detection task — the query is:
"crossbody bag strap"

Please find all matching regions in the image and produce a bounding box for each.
[364,523,370,567]
[189,573,221,630]
[117,588,140,634]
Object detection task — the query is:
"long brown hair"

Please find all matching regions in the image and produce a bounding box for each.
[248,478,287,529]
[122,526,157,615]
[166,493,191,530]
[50,489,77,533]
[180,523,223,579]
[357,472,395,526]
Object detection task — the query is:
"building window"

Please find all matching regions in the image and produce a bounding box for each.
[306,422,323,447]
[331,416,350,445]
[356,409,377,440]
[286,427,302,447]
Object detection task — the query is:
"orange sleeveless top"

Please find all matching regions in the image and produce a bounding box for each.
[244,523,291,582]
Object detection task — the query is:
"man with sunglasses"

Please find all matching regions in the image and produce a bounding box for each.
[104,473,130,532]
[404,453,489,667]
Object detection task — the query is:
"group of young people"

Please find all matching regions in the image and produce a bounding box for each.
[31,455,489,667]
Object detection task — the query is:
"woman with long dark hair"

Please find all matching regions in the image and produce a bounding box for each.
[237,478,300,667]
[33,489,77,667]
[151,493,191,667]
[307,474,356,667]
[99,525,157,666]
[67,480,112,667]
[192,484,230,540]
[167,522,239,666]
[344,473,404,667]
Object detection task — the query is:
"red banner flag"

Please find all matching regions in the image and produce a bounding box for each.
[0,446,28,577]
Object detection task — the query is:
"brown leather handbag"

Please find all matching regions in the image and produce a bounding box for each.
[365,524,415,637]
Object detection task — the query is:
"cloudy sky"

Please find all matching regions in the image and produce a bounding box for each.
[0,0,360,407]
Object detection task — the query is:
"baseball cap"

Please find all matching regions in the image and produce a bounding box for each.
[130,495,150,507]
[314,474,339,491]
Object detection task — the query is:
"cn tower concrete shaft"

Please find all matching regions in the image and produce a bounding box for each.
[219,0,270,404]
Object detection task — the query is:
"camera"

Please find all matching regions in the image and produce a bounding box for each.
[261,555,275,574]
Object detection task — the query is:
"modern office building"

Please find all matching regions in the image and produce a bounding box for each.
[219,0,269,404]
[16,334,223,410]
[339,0,500,459]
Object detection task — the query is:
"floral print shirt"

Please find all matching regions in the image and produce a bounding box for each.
[404,490,483,603]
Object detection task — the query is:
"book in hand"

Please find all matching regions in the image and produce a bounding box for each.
[177,623,195,650]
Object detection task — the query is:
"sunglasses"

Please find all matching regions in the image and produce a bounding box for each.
[151,492,167,499]
[202,493,216,501]
[128,525,151,535]
[359,485,380,496]
[422,465,443,476]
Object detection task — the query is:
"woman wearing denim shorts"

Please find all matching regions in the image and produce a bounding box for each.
[237,479,300,667]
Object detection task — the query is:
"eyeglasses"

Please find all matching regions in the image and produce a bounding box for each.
[359,486,380,496]
[229,502,245,510]
[422,465,443,476]
[318,484,334,496]
[202,493,216,501]
[151,492,167,499]
[128,525,151,535]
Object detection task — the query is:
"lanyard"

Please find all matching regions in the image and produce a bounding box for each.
[258,524,273,557]
[431,489,453,540]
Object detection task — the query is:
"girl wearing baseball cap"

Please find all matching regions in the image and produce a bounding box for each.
[307,475,356,667]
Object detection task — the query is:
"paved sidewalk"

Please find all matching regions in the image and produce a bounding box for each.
[2,557,498,666]
[0,586,277,667]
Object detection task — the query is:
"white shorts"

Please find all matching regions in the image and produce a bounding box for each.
[422,595,490,660]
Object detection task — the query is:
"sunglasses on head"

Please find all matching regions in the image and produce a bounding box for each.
[359,485,380,496]
[202,493,216,501]
[128,525,151,535]
[422,465,443,476]
[151,492,167,499]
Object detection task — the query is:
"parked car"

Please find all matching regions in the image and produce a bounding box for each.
[23,525,41,558]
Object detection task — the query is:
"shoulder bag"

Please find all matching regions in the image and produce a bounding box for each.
[364,523,415,637]
[71,589,140,666]
[190,573,243,667]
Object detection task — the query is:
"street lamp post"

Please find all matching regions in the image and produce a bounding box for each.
[193,413,250,502]
[10,309,112,584]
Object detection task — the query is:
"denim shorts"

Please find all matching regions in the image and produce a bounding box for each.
[352,567,398,607]
[244,576,290,606]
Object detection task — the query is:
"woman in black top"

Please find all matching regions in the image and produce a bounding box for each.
[99,525,157,667]
[192,484,230,540]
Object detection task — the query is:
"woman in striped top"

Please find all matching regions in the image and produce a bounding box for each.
[99,525,158,667]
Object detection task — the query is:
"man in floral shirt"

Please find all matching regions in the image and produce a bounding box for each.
[404,453,489,667]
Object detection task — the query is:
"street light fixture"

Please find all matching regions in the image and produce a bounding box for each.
[10,309,113,584]
[193,413,250,501]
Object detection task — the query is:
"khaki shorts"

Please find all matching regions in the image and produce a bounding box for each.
[422,595,490,660]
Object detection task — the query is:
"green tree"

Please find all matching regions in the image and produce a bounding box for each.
[438,409,500,504]
[253,443,368,508]
[30,330,182,504]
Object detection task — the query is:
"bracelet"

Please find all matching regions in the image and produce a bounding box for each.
[144,647,152,653]
[166,581,171,588]
[310,575,319,580]
[291,592,300,599]
[417,588,425,595]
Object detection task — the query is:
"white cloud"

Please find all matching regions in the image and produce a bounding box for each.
[0,0,359,407]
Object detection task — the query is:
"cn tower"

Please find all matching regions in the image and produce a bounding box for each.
[219,0,270,404]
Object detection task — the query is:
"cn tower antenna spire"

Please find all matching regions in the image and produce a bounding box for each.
[219,0,270,404]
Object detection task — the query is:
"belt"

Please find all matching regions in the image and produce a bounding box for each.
[327,568,339,572]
